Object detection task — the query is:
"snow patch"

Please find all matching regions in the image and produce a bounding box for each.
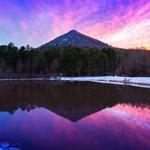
[0,76,150,88]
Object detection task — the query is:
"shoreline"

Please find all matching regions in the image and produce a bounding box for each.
[0,76,150,88]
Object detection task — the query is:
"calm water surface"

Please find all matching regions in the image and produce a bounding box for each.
[0,81,149,150]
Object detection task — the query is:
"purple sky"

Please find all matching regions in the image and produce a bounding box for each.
[0,0,150,49]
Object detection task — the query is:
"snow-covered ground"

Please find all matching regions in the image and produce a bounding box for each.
[51,76,150,88]
[0,76,150,88]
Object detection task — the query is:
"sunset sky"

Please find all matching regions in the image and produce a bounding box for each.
[0,0,150,49]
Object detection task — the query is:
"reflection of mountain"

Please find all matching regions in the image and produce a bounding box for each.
[0,81,149,122]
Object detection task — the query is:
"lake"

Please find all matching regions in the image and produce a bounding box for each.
[0,81,149,150]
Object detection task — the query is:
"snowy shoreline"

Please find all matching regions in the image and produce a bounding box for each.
[0,76,150,89]
[56,76,150,88]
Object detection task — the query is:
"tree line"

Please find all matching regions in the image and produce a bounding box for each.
[0,43,120,76]
[0,42,150,77]
[116,49,150,76]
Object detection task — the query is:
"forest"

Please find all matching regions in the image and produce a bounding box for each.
[0,42,149,77]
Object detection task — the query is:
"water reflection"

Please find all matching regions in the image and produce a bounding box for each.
[0,81,149,150]
[0,81,149,121]
[0,104,149,150]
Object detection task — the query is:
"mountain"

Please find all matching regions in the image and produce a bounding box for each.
[41,30,110,48]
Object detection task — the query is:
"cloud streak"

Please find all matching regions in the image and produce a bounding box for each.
[0,0,150,49]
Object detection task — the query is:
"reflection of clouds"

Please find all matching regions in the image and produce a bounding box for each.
[0,104,150,149]
[0,0,150,48]
[79,103,150,149]
[81,103,150,130]
[111,104,150,123]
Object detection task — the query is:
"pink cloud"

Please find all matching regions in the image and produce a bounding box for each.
[20,21,28,30]
[0,0,150,48]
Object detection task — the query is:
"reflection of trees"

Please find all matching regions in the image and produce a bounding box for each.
[0,81,149,121]
[0,103,37,114]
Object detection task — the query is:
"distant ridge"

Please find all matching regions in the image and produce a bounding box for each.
[41,30,110,48]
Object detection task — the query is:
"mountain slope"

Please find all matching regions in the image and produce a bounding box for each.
[41,30,110,48]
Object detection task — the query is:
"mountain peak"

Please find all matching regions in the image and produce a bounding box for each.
[65,29,81,36]
[68,29,78,33]
[41,30,110,48]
